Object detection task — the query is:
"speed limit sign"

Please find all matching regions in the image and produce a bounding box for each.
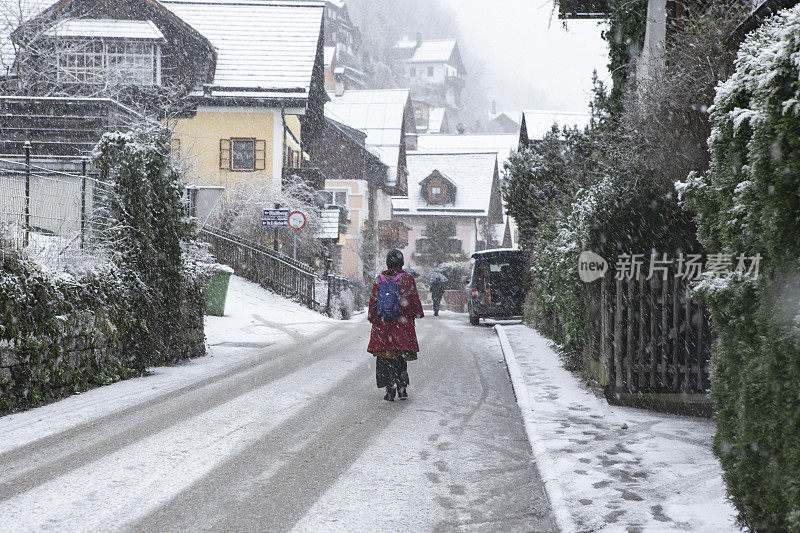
[287,211,306,230]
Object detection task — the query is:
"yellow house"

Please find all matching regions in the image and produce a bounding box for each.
[160,0,327,192]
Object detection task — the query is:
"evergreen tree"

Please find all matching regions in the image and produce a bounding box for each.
[415,220,464,267]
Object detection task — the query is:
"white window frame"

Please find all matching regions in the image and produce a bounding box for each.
[322,189,348,207]
[230,138,256,171]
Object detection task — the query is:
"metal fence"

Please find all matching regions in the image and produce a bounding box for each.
[199,225,364,316]
[0,151,114,269]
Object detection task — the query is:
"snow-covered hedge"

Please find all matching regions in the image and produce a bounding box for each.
[678,7,800,529]
[0,130,207,413]
[0,255,137,412]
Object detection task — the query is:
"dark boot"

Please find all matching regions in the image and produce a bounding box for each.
[383,386,396,401]
[397,384,408,400]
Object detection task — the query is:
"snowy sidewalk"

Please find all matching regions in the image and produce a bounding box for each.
[496,324,737,532]
[205,275,339,353]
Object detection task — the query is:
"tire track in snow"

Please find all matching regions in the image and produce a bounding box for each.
[0,347,368,532]
[0,323,360,500]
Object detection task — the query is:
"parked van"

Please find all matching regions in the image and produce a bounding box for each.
[468,249,526,325]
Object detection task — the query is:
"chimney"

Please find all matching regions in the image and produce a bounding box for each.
[491,100,497,115]
[416,31,422,47]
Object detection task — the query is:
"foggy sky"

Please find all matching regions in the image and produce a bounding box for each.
[439,0,609,114]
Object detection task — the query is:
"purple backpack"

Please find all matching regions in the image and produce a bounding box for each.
[376,273,405,321]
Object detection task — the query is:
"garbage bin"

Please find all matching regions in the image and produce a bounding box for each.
[204,264,234,316]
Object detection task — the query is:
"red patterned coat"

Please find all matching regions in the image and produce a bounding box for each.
[367,268,425,353]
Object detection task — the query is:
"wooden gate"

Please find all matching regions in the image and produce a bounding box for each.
[599,273,712,394]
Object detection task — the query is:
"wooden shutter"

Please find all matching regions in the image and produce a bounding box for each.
[254,139,266,170]
[219,139,231,170]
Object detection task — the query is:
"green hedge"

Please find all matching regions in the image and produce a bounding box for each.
[0,129,207,413]
[679,7,800,529]
[0,255,136,411]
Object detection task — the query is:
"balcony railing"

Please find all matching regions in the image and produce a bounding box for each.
[378,220,410,249]
[445,75,465,89]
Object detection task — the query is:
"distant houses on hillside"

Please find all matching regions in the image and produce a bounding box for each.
[392,34,467,127]
[2,0,592,284]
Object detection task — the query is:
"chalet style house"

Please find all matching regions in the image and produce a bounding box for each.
[392,151,504,272]
[393,36,466,111]
[321,0,364,90]
[0,0,328,197]
[161,0,327,194]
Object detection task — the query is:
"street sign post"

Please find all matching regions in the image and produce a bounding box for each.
[287,211,306,230]
[262,208,289,228]
[287,211,306,260]
[261,219,287,227]
[263,209,290,218]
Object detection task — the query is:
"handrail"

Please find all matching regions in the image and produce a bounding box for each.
[200,225,317,275]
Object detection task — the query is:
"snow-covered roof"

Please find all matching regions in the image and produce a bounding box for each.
[392,152,498,217]
[415,133,518,168]
[325,89,411,186]
[521,109,591,141]
[428,108,446,134]
[407,39,457,64]
[160,0,324,98]
[43,19,165,40]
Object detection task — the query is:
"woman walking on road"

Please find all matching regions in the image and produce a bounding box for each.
[367,249,424,401]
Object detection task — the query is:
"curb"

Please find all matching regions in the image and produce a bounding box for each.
[494,324,576,533]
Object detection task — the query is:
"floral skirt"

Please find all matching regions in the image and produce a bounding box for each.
[370,350,418,361]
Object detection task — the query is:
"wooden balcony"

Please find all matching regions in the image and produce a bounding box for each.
[378,220,410,249]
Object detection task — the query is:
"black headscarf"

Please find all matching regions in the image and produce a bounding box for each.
[386,249,404,269]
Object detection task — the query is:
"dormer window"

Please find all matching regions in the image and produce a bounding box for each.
[420,170,456,205]
[46,19,165,87]
[57,40,162,86]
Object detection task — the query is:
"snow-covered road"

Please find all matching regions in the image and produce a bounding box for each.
[0,277,555,532]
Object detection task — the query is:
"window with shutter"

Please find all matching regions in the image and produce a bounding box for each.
[254,140,266,170]
[219,139,231,169]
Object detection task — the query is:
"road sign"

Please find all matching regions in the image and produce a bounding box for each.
[288,211,307,230]
[263,209,289,218]
[261,219,287,227]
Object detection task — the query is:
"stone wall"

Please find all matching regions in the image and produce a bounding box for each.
[0,254,205,413]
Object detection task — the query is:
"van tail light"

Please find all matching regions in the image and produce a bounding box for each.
[471,288,479,299]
